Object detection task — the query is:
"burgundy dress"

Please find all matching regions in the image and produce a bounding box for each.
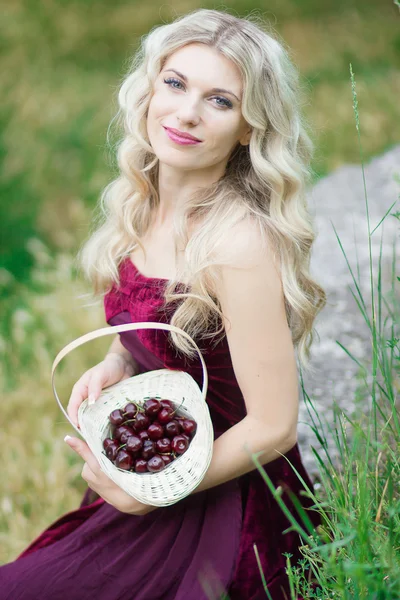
[0,257,321,600]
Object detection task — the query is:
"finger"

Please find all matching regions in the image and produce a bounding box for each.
[81,462,98,485]
[67,374,91,427]
[87,369,109,406]
[64,435,101,475]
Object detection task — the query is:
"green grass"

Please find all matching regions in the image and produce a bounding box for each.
[243,63,400,599]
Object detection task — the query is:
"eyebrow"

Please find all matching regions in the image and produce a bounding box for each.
[162,68,241,102]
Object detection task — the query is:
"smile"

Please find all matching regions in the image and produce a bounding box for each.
[163,127,202,146]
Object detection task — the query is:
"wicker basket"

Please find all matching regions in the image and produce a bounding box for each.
[51,321,214,507]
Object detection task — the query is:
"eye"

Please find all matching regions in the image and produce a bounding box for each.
[163,77,184,90]
[163,77,233,109]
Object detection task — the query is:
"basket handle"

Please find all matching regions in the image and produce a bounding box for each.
[51,321,208,436]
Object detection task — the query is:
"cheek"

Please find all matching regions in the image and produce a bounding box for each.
[146,99,158,127]
[148,89,172,118]
[212,126,239,152]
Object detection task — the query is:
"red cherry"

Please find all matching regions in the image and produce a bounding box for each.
[147,455,165,472]
[120,427,136,444]
[164,420,181,438]
[138,430,150,442]
[155,438,172,453]
[105,440,120,461]
[103,437,114,451]
[160,399,175,411]
[157,407,174,424]
[143,398,161,418]
[123,402,138,420]
[109,409,125,426]
[134,458,148,473]
[161,454,173,466]
[181,418,197,438]
[171,435,189,455]
[126,434,142,453]
[133,413,150,431]
[142,440,156,460]
[147,422,164,441]
[114,424,134,441]
[115,449,134,470]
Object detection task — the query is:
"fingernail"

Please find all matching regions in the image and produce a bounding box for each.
[64,435,72,443]
[88,394,96,406]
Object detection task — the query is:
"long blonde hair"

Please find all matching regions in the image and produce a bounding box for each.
[79,8,326,373]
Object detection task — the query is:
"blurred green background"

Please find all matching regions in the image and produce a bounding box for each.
[0,0,399,562]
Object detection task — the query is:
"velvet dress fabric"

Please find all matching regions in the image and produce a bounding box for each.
[0,257,321,600]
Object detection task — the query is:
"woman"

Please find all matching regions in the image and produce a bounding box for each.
[0,8,326,599]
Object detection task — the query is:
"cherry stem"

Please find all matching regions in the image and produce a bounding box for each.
[125,397,145,412]
[171,396,185,417]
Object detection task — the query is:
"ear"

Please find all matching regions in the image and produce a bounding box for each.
[239,127,252,146]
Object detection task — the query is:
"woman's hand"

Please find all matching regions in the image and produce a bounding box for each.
[64,435,158,516]
[67,352,137,429]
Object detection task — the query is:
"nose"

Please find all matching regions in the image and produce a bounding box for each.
[176,95,201,126]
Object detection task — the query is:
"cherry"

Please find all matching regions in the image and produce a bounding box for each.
[114,424,134,441]
[123,402,137,420]
[120,427,136,444]
[109,409,125,426]
[115,449,134,470]
[164,420,181,438]
[143,398,161,418]
[105,440,120,461]
[160,400,174,411]
[138,430,150,442]
[126,434,142,453]
[155,438,172,453]
[181,418,197,438]
[147,422,164,441]
[147,455,165,473]
[142,440,156,460]
[134,458,148,473]
[171,435,189,455]
[105,397,197,473]
[133,413,150,431]
[103,437,114,451]
[157,407,174,424]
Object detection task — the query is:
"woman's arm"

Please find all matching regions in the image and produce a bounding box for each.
[192,416,295,494]
[192,218,299,495]
[105,335,141,376]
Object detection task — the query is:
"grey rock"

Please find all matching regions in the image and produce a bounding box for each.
[296,144,400,482]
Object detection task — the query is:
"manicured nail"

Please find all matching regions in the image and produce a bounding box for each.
[88,394,96,406]
[64,435,72,442]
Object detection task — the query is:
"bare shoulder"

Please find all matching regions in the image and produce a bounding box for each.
[214,216,282,299]
[210,216,298,437]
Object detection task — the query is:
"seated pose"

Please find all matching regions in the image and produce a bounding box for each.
[0,8,326,600]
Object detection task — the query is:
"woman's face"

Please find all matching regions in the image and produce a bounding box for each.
[146,43,251,172]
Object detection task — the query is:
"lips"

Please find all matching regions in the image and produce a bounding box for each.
[163,127,201,142]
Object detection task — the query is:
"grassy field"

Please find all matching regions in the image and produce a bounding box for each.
[1,0,399,596]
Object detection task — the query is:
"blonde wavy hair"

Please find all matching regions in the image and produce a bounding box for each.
[79,8,327,373]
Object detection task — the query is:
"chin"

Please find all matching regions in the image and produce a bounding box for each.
[155,144,192,162]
